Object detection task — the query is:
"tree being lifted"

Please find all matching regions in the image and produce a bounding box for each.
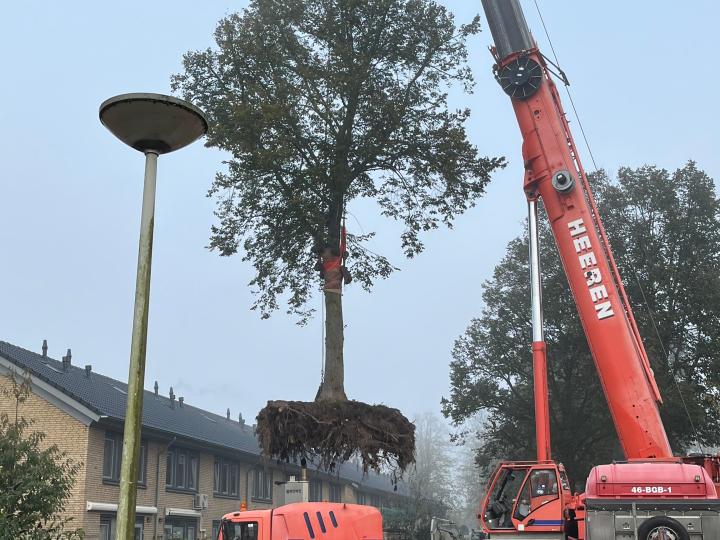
[173,0,503,474]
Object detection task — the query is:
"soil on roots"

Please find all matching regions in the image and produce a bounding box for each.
[256,400,415,477]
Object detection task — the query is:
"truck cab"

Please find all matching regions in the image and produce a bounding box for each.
[480,461,573,538]
[217,503,383,540]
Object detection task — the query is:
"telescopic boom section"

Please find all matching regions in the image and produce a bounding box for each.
[481,0,672,460]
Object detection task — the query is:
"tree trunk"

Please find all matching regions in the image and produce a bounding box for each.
[316,288,347,401]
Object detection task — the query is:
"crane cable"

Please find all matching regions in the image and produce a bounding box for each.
[531,0,703,451]
[321,290,325,382]
[631,265,705,454]
[532,0,598,172]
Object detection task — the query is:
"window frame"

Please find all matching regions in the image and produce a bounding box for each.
[102,431,146,487]
[164,517,198,540]
[100,515,143,540]
[329,482,341,503]
[251,467,273,502]
[309,478,323,502]
[214,456,241,499]
[166,447,200,493]
[223,520,259,540]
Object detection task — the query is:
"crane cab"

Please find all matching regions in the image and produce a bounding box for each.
[480,461,573,538]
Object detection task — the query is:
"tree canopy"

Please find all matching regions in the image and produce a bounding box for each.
[383,413,457,540]
[442,163,720,486]
[172,0,504,321]
[0,372,83,539]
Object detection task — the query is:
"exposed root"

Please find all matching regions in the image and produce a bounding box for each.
[256,400,415,478]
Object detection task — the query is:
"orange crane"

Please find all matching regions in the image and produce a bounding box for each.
[477,2,720,539]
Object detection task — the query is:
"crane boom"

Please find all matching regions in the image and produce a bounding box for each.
[481,0,672,460]
[477,4,720,538]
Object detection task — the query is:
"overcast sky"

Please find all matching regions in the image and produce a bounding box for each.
[1,1,718,429]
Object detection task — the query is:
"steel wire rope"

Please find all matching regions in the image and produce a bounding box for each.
[320,42,332,383]
[321,290,325,382]
[532,0,702,450]
[532,0,598,172]
[631,266,705,454]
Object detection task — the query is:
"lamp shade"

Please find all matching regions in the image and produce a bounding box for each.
[99,93,207,154]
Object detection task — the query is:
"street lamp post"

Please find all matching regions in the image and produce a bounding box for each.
[99,94,207,540]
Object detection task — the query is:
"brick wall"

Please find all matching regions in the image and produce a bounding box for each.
[0,372,392,540]
[83,428,283,540]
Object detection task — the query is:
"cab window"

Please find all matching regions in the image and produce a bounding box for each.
[485,467,528,529]
[560,470,571,492]
[514,469,559,521]
[530,469,558,498]
[513,478,532,520]
[223,521,258,540]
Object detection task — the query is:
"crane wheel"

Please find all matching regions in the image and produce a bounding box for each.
[637,516,689,540]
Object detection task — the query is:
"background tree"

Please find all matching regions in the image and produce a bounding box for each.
[172,0,503,402]
[442,162,720,486]
[0,372,83,539]
[448,414,485,531]
[384,413,457,540]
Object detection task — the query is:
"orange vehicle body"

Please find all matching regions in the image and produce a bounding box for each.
[217,503,383,540]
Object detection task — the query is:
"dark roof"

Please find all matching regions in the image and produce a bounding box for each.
[0,340,400,494]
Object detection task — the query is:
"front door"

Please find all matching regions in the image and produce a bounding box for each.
[481,462,566,535]
[511,468,564,532]
[482,465,529,530]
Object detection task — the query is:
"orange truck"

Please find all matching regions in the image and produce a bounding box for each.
[216,503,383,540]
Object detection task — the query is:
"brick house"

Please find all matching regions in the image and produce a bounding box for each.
[0,341,401,540]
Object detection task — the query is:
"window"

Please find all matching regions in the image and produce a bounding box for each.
[165,517,198,540]
[514,480,532,520]
[223,521,258,540]
[178,453,186,488]
[370,494,381,508]
[356,491,366,505]
[329,483,341,502]
[252,468,273,501]
[100,515,143,540]
[102,431,146,486]
[212,520,222,540]
[512,468,560,521]
[309,479,322,502]
[188,455,198,490]
[214,457,240,497]
[529,469,558,497]
[166,447,199,492]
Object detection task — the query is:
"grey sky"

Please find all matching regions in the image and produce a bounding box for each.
[1,1,718,427]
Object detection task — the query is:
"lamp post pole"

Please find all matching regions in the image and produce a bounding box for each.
[99,93,207,540]
[116,150,158,540]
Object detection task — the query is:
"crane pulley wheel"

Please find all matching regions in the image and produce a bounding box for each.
[497,56,542,99]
